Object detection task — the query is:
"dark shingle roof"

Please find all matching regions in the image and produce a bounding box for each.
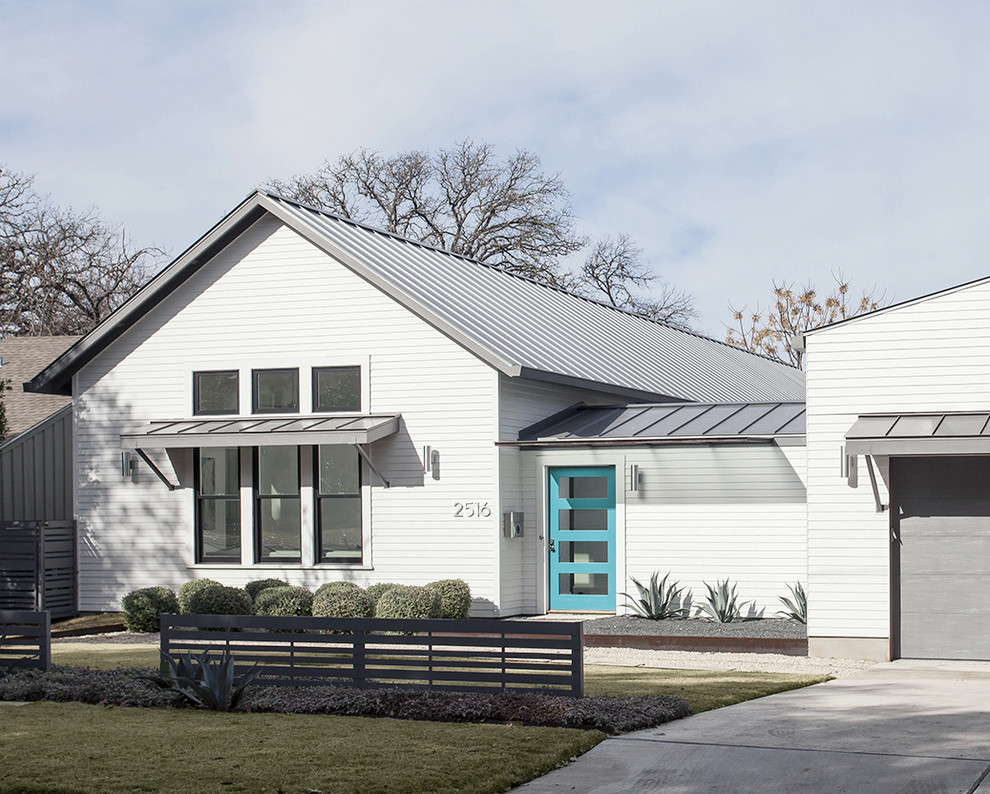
[0,336,79,437]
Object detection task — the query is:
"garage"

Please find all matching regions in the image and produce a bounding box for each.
[891,455,990,661]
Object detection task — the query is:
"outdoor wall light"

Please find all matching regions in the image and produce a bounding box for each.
[423,445,440,480]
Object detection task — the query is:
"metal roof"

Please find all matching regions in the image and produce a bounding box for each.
[28,191,805,404]
[519,401,806,443]
[845,411,990,457]
[120,415,400,449]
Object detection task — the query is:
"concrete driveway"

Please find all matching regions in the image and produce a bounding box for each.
[516,661,990,793]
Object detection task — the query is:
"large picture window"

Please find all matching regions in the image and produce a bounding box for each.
[194,371,238,415]
[316,445,362,563]
[252,369,299,414]
[195,448,241,563]
[254,446,301,563]
[313,367,361,412]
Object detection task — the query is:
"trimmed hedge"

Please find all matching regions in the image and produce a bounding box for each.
[0,666,691,734]
[177,578,222,614]
[120,586,179,633]
[314,581,360,600]
[312,586,373,619]
[183,582,253,616]
[245,578,290,602]
[366,582,401,610]
[375,585,441,620]
[425,579,472,619]
[254,586,314,617]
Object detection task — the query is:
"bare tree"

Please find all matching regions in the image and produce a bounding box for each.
[0,166,162,336]
[726,274,884,367]
[576,234,697,330]
[269,140,584,283]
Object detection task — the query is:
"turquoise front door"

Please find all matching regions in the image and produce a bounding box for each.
[548,466,616,611]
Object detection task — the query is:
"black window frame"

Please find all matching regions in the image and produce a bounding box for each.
[193,370,239,416]
[253,446,302,564]
[251,368,300,414]
[312,366,362,413]
[314,445,363,565]
[194,447,242,564]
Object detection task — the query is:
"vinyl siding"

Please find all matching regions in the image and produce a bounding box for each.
[805,278,990,642]
[74,216,501,613]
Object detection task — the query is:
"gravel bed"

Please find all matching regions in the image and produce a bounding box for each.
[584,616,807,639]
[52,632,158,645]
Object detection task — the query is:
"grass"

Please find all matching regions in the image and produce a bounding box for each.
[0,701,602,794]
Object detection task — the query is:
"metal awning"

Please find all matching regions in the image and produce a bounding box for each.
[120,415,400,450]
[845,412,990,457]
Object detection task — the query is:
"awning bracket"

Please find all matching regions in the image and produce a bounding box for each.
[864,454,887,513]
[355,444,390,488]
[134,449,178,491]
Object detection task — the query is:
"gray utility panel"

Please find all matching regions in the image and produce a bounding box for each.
[893,456,990,660]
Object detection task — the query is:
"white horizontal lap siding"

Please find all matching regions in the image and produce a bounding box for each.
[806,279,990,641]
[74,216,500,613]
[623,444,807,615]
[497,377,631,615]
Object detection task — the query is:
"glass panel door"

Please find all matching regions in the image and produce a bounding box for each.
[548,466,616,611]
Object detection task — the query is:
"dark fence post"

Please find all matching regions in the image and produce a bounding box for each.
[571,621,584,698]
[38,610,51,672]
[353,627,366,688]
[34,523,43,612]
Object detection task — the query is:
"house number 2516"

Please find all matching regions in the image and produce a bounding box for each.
[454,502,492,518]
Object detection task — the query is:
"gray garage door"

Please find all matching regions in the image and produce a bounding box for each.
[892,456,990,660]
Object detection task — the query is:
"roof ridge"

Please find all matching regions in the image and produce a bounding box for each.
[262,191,801,371]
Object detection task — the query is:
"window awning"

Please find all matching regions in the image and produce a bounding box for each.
[845,412,990,457]
[120,415,400,450]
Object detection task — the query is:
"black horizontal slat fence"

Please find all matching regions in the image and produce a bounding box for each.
[160,614,583,697]
[0,521,77,619]
[0,609,51,671]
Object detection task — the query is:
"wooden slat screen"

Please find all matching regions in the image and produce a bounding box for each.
[0,609,51,671]
[161,614,583,697]
[0,521,77,619]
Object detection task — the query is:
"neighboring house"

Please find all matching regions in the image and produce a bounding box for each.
[803,277,990,662]
[25,191,806,620]
[0,336,79,521]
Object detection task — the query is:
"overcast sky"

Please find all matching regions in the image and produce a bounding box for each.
[2,0,989,336]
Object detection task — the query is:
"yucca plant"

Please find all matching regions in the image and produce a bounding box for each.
[777,581,807,624]
[622,571,687,620]
[695,578,752,623]
[147,650,261,711]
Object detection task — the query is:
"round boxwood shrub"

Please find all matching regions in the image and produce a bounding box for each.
[425,579,472,619]
[183,582,253,616]
[312,586,373,619]
[245,578,290,602]
[120,586,179,632]
[374,585,441,620]
[366,582,401,610]
[254,586,314,617]
[177,578,222,614]
[314,581,360,600]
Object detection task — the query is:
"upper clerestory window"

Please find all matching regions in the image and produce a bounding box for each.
[312,366,361,412]
[193,371,239,415]
[252,368,299,414]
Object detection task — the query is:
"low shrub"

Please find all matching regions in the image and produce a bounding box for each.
[314,581,360,600]
[0,667,691,734]
[177,579,222,614]
[183,583,253,616]
[375,585,441,620]
[425,579,472,619]
[120,586,179,633]
[245,578,290,602]
[254,586,314,618]
[366,582,401,609]
[312,586,373,619]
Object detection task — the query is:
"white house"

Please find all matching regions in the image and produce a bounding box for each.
[26,191,807,622]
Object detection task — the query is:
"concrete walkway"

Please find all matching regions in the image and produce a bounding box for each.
[516,661,990,793]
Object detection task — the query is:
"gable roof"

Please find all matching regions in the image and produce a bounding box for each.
[0,336,79,437]
[26,191,804,403]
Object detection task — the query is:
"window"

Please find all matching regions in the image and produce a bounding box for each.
[195,448,241,563]
[252,369,299,414]
[194,371,238,415]
[316,445,362,563]
[313,367,361,412]
[254,446,301,563]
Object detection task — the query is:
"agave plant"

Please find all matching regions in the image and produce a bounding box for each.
[147,650,261,711]
[695,579,752,623]
[621,571,687,620]
[777,581,807,624]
